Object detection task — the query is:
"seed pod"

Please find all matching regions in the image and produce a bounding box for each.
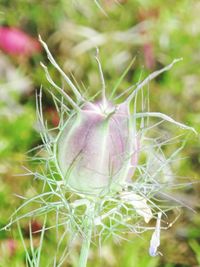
[57,100,139,194]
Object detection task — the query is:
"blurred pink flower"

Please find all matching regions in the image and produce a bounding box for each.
[0,27,41,56]
[6,239,17,257]
[143,42,155,69]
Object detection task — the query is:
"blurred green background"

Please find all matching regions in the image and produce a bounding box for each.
[0,0,200,266]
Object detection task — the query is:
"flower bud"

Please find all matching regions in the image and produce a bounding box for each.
[57,100,139,194]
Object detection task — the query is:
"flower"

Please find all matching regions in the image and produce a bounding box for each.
[0,27,41,56]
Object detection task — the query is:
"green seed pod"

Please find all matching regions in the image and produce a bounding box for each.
[57,100,139,194]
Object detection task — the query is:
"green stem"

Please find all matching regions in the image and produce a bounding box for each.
[78,203,94,267]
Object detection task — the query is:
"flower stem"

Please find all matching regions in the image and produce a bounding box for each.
[78,203,94,267]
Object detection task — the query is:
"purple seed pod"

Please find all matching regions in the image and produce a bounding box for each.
[57,100,139,194]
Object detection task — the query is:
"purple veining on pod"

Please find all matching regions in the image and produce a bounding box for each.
[57,99,139,194]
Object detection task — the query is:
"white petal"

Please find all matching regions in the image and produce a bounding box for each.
[121,192,153,223]
[149,212,162,257]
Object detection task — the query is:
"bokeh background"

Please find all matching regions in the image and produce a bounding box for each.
[0,0,200,266]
